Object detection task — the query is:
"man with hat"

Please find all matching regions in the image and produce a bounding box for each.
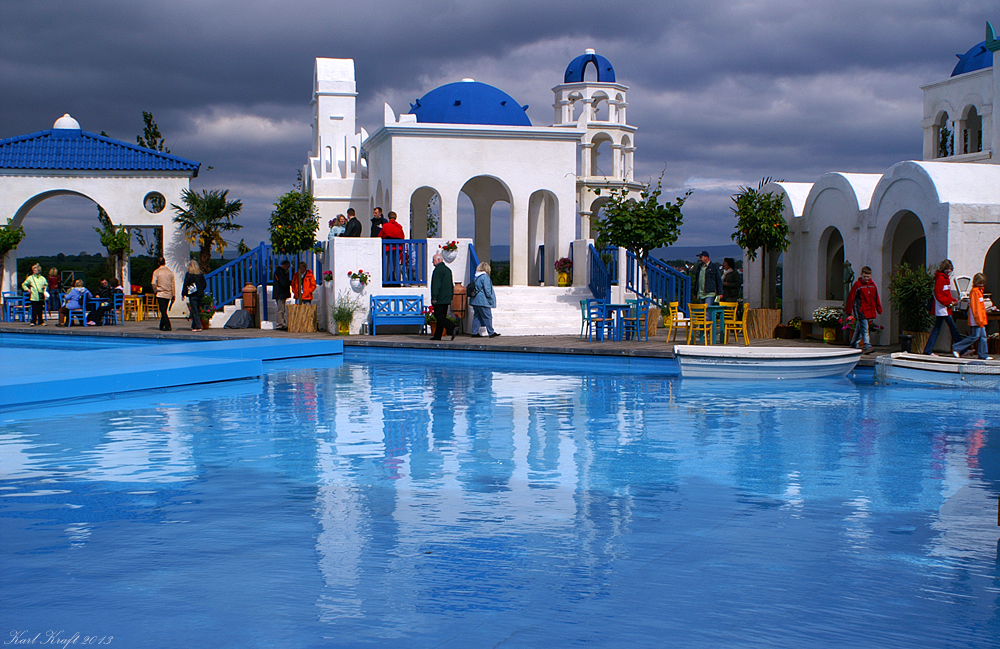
[693,250,723,305]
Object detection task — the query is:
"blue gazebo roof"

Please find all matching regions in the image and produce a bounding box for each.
[408,80,531,127]
[564,51,616,84]
[0,127,201,176]
[951,41,993,76]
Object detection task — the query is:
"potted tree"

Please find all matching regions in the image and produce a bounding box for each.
[888,263,935,352]
[593,175,692,337]
[269,177,319,333]
[731,178,789,339]
[331,290,363,335]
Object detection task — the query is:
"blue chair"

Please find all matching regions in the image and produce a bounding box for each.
[3,292,28,322]
[622,297,651,341]
[102,293,124,325]
[585,299,613,342]
[579,299,591,340]
[66,294,88,327]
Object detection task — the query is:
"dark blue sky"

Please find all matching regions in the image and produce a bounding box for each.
[2,1,991,256]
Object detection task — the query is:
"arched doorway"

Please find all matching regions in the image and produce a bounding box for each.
[984,237,1000,306]
[882,210,927,339]
[409,187,441,238]
[458,176,512,267]
[821,227,846,301]
[528,190,558,286]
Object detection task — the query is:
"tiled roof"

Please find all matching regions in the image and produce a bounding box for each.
[0,128,201,176]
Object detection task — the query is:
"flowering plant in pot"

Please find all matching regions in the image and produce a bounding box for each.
[347,269,370,286]
[439,240,459,252]
[554,257,573,272]
[332,291,363,334]
[813,306,847,329]
[322,270,333,283]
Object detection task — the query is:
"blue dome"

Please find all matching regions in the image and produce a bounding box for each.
[564,51,616,83]
[951,41,993,76]
[408,80,531,126]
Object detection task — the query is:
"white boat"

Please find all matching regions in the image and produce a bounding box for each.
[875,352,1000,388]
[674,345,862,379]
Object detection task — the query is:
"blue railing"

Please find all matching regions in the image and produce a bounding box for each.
[599,246,619,285]
[382,239,427,286]
[588,244,611,301]
[468,243,480,284]
[538,244,545,284]
[204,242,322,321]
[622,250,690,313]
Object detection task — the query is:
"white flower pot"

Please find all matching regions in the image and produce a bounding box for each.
[441,249,457,263]
[350,278,364,292]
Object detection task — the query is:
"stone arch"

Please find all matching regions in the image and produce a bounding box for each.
[620,134,633,180]
[959,104,983,154]
[984,237,1000,306]
[409,186,441,238]
[459,175,512,265]
[528,190,559,286]
[568,91,584,122]
[934,109,953,158]
[614,92,626,124]
[591,91,610,122]
[882,210,926,339]
[590,132,614,176]
[819,227,846,301]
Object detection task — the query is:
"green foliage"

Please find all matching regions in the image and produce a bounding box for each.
[332,290,363,326]
[0,218,27,289]
[93,205,131,280]
[938,124,952,158]
[593,174,692,296]
[171,189,244,273]
[199,293,215,326]
[731,178,789,262]
[490,261,510,286]
[888,263,936,333]
[269,176,318,255]
[136,111,170,153]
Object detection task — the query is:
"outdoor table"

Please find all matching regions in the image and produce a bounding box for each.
[605,303,632,341]
[3,294,27,322]
[706,304,726,344]
[123,294,144,321]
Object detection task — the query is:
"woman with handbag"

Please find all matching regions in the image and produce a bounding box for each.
[21,263,48,326]
[181,260,207,331]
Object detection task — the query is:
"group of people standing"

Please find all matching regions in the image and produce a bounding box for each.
[327,208,363,238]
[691,251,742,306]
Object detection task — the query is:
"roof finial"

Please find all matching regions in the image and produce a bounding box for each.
[53,114,80,130]
[987,21,999,53]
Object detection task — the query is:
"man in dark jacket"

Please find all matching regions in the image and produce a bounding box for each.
[343,208,362,237]
[430,253,456,340]
[370,207,387,237]
[273,260,291,330]
[693,250,723,305]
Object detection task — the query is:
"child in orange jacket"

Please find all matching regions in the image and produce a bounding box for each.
[951,273,991,360]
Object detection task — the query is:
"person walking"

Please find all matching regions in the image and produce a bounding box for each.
[21,263,47,326]
[846,265,882,353]
[469,261,500,337]
[429,253,456,340]
[273,260,291,330]
[923,259,961,355]
[151,257,175,331]
[181,260,207,331]
[952,273,992,360]
[693,251,722,305]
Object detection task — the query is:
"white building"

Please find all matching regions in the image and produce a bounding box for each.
[754,22,1000,345]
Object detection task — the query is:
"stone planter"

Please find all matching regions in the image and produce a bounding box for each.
[441,249,458,263]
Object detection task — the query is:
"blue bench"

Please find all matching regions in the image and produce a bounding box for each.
[370,295,425,335]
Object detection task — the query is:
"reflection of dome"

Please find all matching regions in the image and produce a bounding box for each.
[564,49,616,83]
[409,80,531,126]
[53,113,81,129]
[951,41,993,76]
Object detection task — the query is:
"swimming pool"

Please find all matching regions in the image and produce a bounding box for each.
[2,343,998,648]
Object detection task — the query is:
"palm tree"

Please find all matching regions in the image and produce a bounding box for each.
[171,189,243,273]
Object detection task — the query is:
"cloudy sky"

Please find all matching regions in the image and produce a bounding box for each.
[2,0,992,257]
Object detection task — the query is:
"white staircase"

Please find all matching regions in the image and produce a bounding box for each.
[477,286,593,337]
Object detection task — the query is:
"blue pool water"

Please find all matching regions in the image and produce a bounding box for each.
[2,344,999,648]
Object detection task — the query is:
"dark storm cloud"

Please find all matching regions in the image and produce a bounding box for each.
[2,0,993,254]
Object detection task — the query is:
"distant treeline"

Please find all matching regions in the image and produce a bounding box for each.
[15,253,226,295]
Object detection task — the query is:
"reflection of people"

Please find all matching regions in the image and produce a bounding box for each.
[291,262,316,304]
[151,257,175,331]
[343,208,362,237]
[847,265,881,352]
[470,261,500,337]
[923,259,961,355]
[21,263,47,326]
[952,273,991,360]
[721,257,742,302]
[430,253,456,341]
[273,260,291,330]
[181,260,206,331]
[693,250,722,305]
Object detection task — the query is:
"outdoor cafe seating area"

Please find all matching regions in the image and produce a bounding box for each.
[2,291,158,327]
[581,298,750,346]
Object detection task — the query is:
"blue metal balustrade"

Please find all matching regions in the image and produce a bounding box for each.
[622,249,690,313]
[468,243,480,284]
[382,239,427,286]
[588,244,611,301]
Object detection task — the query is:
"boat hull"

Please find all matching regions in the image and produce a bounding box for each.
[674,345,862,379]
[877,352,1000,388]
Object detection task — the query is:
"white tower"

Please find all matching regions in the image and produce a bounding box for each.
[304,58,369,235]
[552,49,641,239]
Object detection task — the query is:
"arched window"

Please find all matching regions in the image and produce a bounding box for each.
[962,106,982,154]
[936,112,953,158]
[590,134,613,176]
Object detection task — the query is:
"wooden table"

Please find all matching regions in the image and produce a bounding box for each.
[123,294,144,321]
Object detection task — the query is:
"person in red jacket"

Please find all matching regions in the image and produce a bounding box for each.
[951,273,992,360]
[291,262,316,304]
[923,259,961,355]
[846,265,882,352]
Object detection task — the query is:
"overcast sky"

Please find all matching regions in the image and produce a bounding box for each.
[2,1,992,257]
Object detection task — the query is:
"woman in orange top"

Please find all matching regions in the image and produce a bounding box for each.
[291,262,316,304]
[951,273,991,360]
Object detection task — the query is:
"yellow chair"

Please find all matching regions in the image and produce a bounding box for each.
[724,303,750,346]
[686,303,714,345]
[123,294,142,321]
[718,301,739,343]
[145,294,159,321]
[664,301,690,342]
